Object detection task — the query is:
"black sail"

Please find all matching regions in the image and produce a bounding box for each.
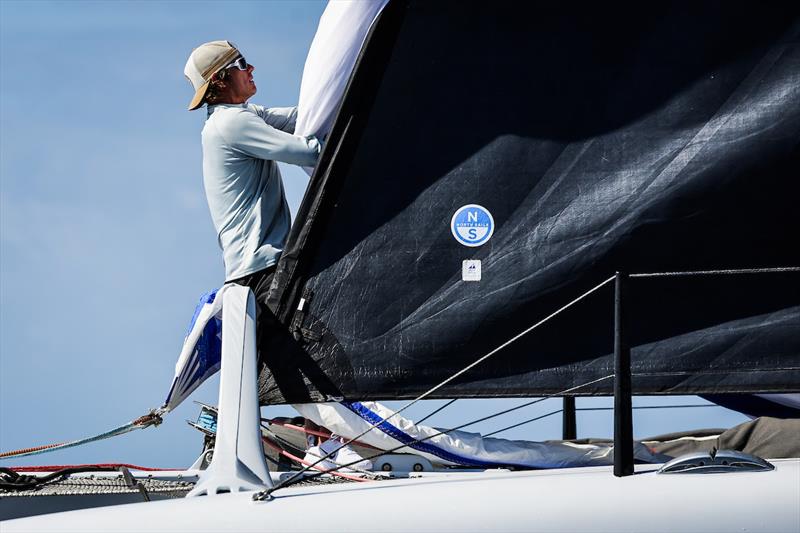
[259,1,800,404]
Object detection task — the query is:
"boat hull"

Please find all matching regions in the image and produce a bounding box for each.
[4,460,799,532]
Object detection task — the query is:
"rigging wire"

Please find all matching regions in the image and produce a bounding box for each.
[483,409,562,438]
[415,399,458,425]
[255,275,617,500]
[433,376,612,438]
[631,266,800,277]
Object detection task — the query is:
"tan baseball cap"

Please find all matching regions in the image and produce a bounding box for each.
[184,40,241,111]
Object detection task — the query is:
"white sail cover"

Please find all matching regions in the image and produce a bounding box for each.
[295,401,667,469]
[295,0,389,173]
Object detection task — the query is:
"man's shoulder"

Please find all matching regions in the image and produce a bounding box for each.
[246,103,266,114]
[204,105,259,140]
[207,104,255,122]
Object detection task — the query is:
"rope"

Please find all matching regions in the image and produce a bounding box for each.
[254,275,617,500]
[631,266,800,278]
[0,465,123,492]
[0,442,67,458]
[0,410,164,460]
[6,463,177,473]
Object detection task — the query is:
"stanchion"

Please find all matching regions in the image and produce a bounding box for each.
[614,272,634,477]
[562,397,576,440]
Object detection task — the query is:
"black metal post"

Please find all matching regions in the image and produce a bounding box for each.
[562,397,576,440]
[614,271,634,477]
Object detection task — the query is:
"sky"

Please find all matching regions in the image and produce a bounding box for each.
[0,0,748,469]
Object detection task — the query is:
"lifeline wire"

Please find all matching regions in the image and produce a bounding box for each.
[255,274,617,499]
[483,404,718,438]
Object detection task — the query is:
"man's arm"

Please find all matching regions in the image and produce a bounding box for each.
[250,105,297,134]
[227,110,320,167]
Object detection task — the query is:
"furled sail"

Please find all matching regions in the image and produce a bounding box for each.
[295,0,389,148]
[259,0,800,404]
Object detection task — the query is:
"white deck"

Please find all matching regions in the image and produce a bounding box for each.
[5,459,799,532]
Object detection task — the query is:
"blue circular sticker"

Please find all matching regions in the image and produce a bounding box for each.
[451,204,495,247]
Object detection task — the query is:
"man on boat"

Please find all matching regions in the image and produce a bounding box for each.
[183,40,321,335]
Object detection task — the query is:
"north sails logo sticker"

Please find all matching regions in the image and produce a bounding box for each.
[451,204,494,247]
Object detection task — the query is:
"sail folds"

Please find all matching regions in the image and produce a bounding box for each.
[295,0,389,146]
[259,1,800,404]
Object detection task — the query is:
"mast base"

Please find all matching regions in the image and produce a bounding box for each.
[187,285,272,497]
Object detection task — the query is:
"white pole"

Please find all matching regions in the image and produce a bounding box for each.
[188,285,272,496]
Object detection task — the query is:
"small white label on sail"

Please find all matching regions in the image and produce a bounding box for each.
[462,260,482,281]
[451,204,495,247]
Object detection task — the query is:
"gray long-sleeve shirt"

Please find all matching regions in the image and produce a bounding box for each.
[201,103,321,281]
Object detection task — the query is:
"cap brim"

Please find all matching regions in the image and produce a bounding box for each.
[188,80,210,111]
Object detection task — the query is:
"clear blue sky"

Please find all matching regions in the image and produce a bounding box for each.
[0,0,747,469]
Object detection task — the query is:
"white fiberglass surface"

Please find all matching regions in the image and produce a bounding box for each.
[4,460,798,533]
